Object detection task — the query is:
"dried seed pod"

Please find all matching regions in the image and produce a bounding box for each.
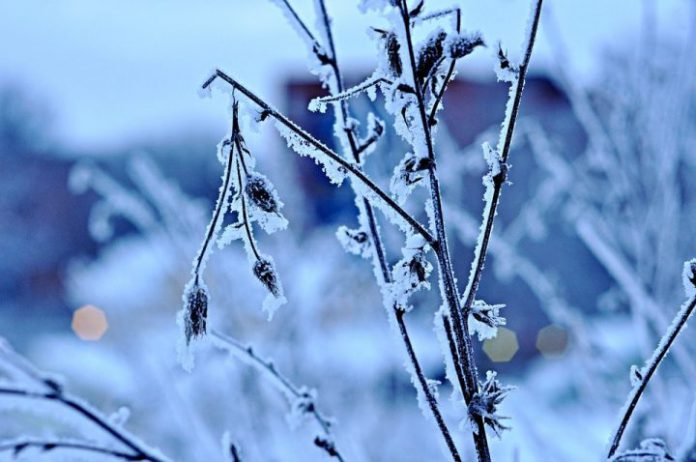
[408,0,424,18]
[245,173,280,214]
[253,258,281,298]
[408,253,428,286]
[447,32,484,59]
[184,284,208,344]
[336,226,372,258]
[468,371,513,437]
[385,32,403,77]
[416,30,447,82]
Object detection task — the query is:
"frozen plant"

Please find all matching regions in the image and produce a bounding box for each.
[180,98,288,364]
[191,1,543,461]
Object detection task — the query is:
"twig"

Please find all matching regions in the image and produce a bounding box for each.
[201,70,435,247]
[310,2,462,459]
[427,8,461,124]
[0,439,144,461]
[0,387,167,462]
[193,117,237,284]
[269,0,330,63]
[0,342,167,462]
[210,331,344,462]
[606,293,696,458]
[396,1,489,459]
[442,313,468,400]
[234,144,262,261]
[395,309,462,461]
[460,0,544,317]
[411,7,461,26]
[310,76,392,108]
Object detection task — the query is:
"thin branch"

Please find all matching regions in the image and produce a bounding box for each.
[459,0,543,316]
[395,309,462,462]
[193,121,237,283]
[606,294,696,458]
[201,70,435,247]
[0,341,165,461]
[270,0,330,62]
[235,146,261,261]
[0,439,144,461]
[396,1,489,459]
[310,76,392,108]
[411,7,461,26]
[210,331,344,462]
[0,387,166,462]
[311,2,462,459]
[442,314,469,401]
[428,8,461,124]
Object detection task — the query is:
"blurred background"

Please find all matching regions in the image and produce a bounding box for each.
[1,0,695,460]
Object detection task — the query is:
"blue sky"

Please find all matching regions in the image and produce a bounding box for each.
[0,0,688,150]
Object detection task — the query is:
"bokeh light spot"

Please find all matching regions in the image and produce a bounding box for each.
[483,327,519,363]
[71,305,108,341]
[536,324,568,359]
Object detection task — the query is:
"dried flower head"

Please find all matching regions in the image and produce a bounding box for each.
[407,252,430,287]
[385,31,403,77]
[416,30,447,82]
[245,173,280,214]
[184,284,208,344]
[253,258,281,298]
[468,371,513,437]
[447,32,484,59]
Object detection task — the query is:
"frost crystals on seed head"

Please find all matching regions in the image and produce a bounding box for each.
[253,256,286,320]
[446,32,485,59]
[468,371,513,438]
[183,282,209,345]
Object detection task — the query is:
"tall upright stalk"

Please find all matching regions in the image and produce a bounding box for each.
[395,1,490,459]
[311,1,462,459]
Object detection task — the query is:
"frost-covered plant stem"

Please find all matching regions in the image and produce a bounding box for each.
[606,292,696,458]
[0,341,167,461]
[201,70,434,246]
[395,1,492,459]
[0,439,147,460]
[0,386,168,462]
[311,1,462,459]
[426,8,461,125]
[210,331,344,461]
[460,0,543,324]
[192,123,236,285]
